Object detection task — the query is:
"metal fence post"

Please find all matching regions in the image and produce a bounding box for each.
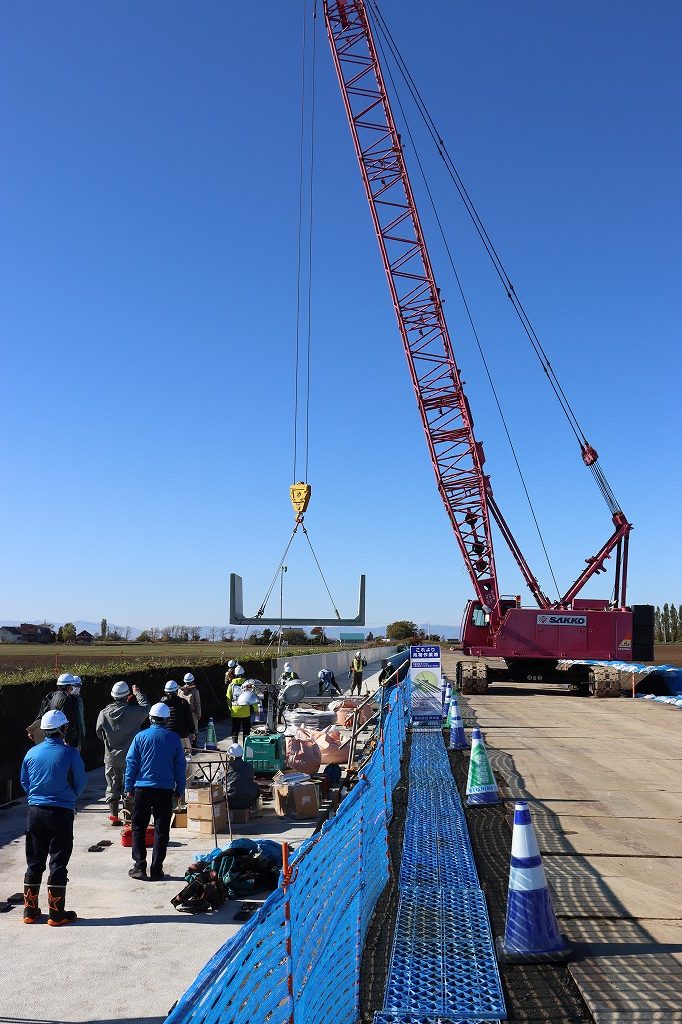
[281,843,296,1024]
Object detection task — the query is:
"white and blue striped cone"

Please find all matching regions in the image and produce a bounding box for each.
[496,800,571,962]
[465,727,500,805]
[448,699,468,749]
[442,679,452,718]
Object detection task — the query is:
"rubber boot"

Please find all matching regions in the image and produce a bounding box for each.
[108,800,121,826]
[47,885,77,926]
[23,883,41,924]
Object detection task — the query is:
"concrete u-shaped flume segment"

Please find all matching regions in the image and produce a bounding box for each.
[228,572,366,626]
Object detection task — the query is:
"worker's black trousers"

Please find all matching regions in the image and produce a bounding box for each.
[131,787,173,873]
[24,805,74,887]
[350,674,363,695]
[231,718,251,743]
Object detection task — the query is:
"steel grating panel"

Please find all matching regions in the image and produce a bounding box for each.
[380,727,506,1023]
[383,891,505,1021]
[375,1016,500,1024]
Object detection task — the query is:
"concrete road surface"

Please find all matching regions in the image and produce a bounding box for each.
[444,651,682,1024]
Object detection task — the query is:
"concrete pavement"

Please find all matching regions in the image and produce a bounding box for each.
[445,652,682,1023]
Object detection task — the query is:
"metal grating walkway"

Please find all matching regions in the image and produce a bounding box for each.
[375,727,506,1024]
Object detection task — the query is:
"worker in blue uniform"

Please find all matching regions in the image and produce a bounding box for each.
[20,708,87,926]
[124,702,186,881]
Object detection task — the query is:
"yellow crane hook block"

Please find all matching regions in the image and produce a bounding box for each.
[290,481,312,519]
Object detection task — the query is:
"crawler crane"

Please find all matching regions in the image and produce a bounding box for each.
[324,0,653,696]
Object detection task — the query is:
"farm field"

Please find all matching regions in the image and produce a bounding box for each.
[0,640,342,685]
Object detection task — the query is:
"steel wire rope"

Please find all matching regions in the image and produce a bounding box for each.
[304,1,319,481]
[292,0,310,484]
[368,1,623,516]
[370,15,562,600]
[300,522,342,618]
[255,524,300,618]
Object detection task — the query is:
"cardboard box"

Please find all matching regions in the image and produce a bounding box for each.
[171,809,187,828]
[187,801,226,821]
[274,779,319,820]
[291,782,318,819]
[272,770,310,786]
[186,784,223,805]
[187,801,228,833]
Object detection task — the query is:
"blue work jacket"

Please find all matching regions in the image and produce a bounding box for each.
[124,723,186,794]
[20,736,87,811]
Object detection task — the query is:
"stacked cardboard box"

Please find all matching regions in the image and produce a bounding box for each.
[272,771,319,820]
[186,783,228,834]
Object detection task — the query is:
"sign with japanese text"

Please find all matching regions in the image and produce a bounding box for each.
[410,644,442,722]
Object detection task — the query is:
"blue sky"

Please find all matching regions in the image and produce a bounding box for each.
[2,1,680,631]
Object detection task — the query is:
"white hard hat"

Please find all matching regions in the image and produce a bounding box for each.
[164,679,179,693]
[111,681,130,699]
[234,665,245,677]
[228,660,237,668]
[284,662,292,671]
[183,672,195,684]
[71,675,82,687]
[41,709,68,731]
[57,672,76,687]
[318,670,327,679]
[243,680,256,689]
[356,650,361,656]
[237,691,259,706]
[227,743,243,757]
[150,702,171,720]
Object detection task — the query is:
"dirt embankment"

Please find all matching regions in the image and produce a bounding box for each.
[0,658,271,797]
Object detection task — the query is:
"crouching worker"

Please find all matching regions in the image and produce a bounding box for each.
[96,680,150,825]
[225,743,260,811]
[124,702,186,882]
[20,709,87,925]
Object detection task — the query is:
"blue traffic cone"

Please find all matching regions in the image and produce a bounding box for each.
[496,800,570,962]
[448,699,468,750]
[465,727,500,805]
[204,717,217,751]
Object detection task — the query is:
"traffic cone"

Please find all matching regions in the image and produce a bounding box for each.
[204,717,217,751]
[496,800,571,962]
[448,699,468,750]
[445,689,460,726]
[442,678,451,716]
[465,727,500,805]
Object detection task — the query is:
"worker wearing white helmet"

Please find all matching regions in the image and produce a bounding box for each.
[318,667,342,697]
[20,708,87,925]
[26,671,82,748]
[224,658,238,691]
[180,673,201,741]
[226,670,253,744]
[124,702,185,881]
[225,738,260,812]
[96,680,150,825]
[349,650,367,696]
[70,676,87,750]
[278,662,299,686]
[161,680,195,754]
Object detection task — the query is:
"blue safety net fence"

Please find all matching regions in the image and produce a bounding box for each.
[166,684,408,1024]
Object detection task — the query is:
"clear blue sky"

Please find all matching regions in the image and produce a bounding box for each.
[2,1,680,632]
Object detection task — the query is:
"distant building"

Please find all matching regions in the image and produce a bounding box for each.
[339,632,366,644]
[76,629,94,645]
[19,623,54,644]
[0,626,26,644]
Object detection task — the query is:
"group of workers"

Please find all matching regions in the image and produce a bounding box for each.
[18,650,389,926]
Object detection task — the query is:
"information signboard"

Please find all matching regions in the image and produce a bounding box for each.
[410,644,442,722]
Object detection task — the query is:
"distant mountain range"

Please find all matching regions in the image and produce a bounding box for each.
[1,619,459,641]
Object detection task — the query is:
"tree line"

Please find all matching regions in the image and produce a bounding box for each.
[655,603,682,644]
